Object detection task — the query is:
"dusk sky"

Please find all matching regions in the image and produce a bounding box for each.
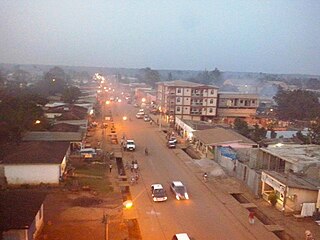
[1,1,320,75]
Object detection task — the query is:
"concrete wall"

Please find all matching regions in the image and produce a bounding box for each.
[288,188,319,212]
[216,149,261,196]
[4,164,61,185]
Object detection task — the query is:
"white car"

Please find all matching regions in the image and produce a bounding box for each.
[151,184,167,202]
[171,233,191,240]
[144,115,150,122]
[136,112,144,119]
[125,140,136,151]
[170,181,189,200]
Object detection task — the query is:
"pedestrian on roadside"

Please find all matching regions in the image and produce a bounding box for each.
[109,163,112,173]
[305,230,315,240]
[248,211,255,224]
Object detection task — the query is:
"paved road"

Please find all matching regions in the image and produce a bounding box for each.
[111,102,279,240]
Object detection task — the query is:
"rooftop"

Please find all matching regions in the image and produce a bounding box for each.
[193,127,257,146]
[264,171,320,191]
[159,80,217,88]
[0,190,47,231]
[49,123,80,132]
[218,92,259,98]
[261,144,320,166]
[1,141,70,164]
[22,131,82,141]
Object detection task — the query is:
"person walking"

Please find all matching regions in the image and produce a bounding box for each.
[305,230,315,240]
[109,163,113,173]
[248,211,255,224]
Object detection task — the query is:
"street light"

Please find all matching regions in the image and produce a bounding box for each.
[123,200,133,209]
[122,116,127,121]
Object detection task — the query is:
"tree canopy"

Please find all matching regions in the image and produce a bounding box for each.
[62,86,82,104]
[308,118,320,144]
[273,89,320,120]
[0,91,47,144]
[139,67,161,88]
[36,66,68,96]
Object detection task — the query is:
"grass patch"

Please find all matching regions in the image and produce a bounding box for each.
[75,164,106,177]
[78,177,113,195]
[73,164,113,195]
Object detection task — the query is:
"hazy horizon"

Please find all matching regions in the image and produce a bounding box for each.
[1,1,320,75]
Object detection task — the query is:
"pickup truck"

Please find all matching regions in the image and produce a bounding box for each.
[126,140,136,151]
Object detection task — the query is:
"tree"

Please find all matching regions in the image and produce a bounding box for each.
[233,118,250,137]
[270,129,277,139]
[36,67,68,96]
[308,118,320,144]
[194,68,223,86]
[139,67,161,88]
[250,124,267,142]
[273,89,320,120]
[305,78,320,90]
[268,191,277,206]
[0,90,46,143]
[296,130,308,144]
[62,86,81,104]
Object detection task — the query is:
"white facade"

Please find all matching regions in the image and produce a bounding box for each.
[4,162,64,185]
[157,80,218,123]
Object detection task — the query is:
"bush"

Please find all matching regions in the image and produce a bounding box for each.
[268,192,278,206]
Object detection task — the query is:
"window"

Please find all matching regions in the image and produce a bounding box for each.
[209,108,213,113]
[177,107,181,112]
[177,88,181,93]
[209,99,214,104]
[177,97,181,103]
[210,89,215,94]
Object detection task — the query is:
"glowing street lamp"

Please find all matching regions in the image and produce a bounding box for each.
[141,98,146,103]
[122,116,127,121]
[35,120,41,124]
[123,200,133,209]
[105,100,110,105]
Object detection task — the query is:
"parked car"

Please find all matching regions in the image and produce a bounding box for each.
[167,139,176,148]
[171,233,192,240]
[151,184,167,202]
[170,181,189,200]
[144,115,150,122]
[136,112,144,119]
[168,136,177,144]
[125,140,136,151]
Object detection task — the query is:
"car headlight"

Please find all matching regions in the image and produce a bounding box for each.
[176,195,180,200]
[185,193,189,199]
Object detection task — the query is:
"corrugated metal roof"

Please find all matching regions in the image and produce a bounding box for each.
[22,131,82,141]
[193,127,256,146]
[0,190,47,231]
[2,141,70,164]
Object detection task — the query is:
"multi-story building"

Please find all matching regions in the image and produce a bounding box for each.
[217,92,259,118]
[156,80,218,123]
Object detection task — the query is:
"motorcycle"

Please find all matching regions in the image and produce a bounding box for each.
[203,173,208,182]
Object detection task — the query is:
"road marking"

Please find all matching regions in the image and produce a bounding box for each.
[146,209,161,216]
